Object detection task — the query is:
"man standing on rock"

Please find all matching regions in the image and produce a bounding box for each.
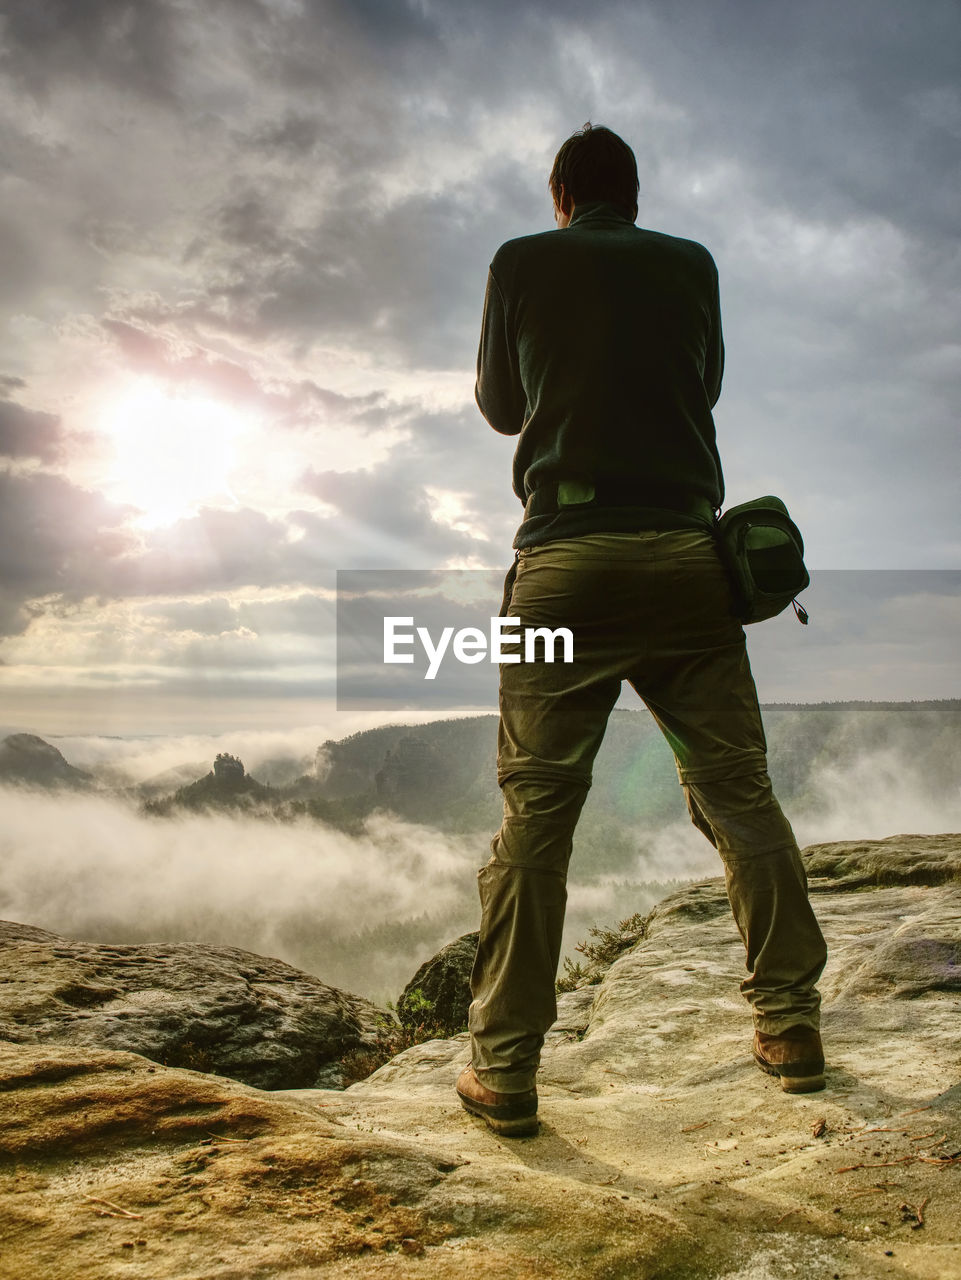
[456,123,828,1137]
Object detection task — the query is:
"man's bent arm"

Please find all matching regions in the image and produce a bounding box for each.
[705,263,725,409]
[475,267,527,435]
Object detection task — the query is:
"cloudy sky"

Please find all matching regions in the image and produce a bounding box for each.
[1,0,959,735]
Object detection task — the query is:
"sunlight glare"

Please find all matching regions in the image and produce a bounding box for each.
[99,382,253,527]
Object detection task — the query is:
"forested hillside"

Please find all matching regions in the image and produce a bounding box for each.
[306,698,961,839]
[144,701,961,884]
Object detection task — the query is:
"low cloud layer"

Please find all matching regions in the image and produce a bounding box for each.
[0,785,481,1003]
[2,717,959,1002]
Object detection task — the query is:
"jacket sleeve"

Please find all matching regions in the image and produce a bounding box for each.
[704,261,724,409]
[475,266,527,436]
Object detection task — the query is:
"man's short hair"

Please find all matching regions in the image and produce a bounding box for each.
[549,122,639,220]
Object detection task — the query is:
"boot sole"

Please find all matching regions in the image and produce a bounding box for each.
[456,1089,539,1137]
[754,1051,826,1093]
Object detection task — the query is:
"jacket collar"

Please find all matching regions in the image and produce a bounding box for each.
[568,200,636,228]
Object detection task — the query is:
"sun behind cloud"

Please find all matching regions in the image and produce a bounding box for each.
[98,381,254,528]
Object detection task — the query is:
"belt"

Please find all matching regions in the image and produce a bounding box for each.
[524,480,717,527]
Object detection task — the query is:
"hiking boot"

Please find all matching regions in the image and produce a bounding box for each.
[455,1065,539,1136]
[754,1026,825,1093]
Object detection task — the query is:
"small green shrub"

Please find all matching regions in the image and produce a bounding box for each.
[556,957,590,993]
[556,911,647,993]
[339,1000,462,1087]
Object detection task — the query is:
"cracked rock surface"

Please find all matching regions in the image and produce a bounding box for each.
[2,833,960,1279]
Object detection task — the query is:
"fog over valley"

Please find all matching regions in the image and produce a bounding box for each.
[2,702,958,1005]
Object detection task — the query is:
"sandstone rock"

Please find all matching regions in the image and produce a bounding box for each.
[337,834,961,1277]
[3,834,961,1280]
[397,931,478,1035]
[213,751,245,781]
[803,831,961,889]
[0,1045,463,1280]
[0,923,391,1090]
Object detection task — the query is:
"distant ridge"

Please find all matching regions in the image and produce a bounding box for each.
[0,734,92,790]
[7,703,960,867]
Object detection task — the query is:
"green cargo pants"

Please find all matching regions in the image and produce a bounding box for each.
[468,529,827,1093]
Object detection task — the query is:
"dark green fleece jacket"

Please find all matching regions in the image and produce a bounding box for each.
[475,201,725,548]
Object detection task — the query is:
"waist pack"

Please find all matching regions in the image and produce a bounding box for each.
[715,495,810,625]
